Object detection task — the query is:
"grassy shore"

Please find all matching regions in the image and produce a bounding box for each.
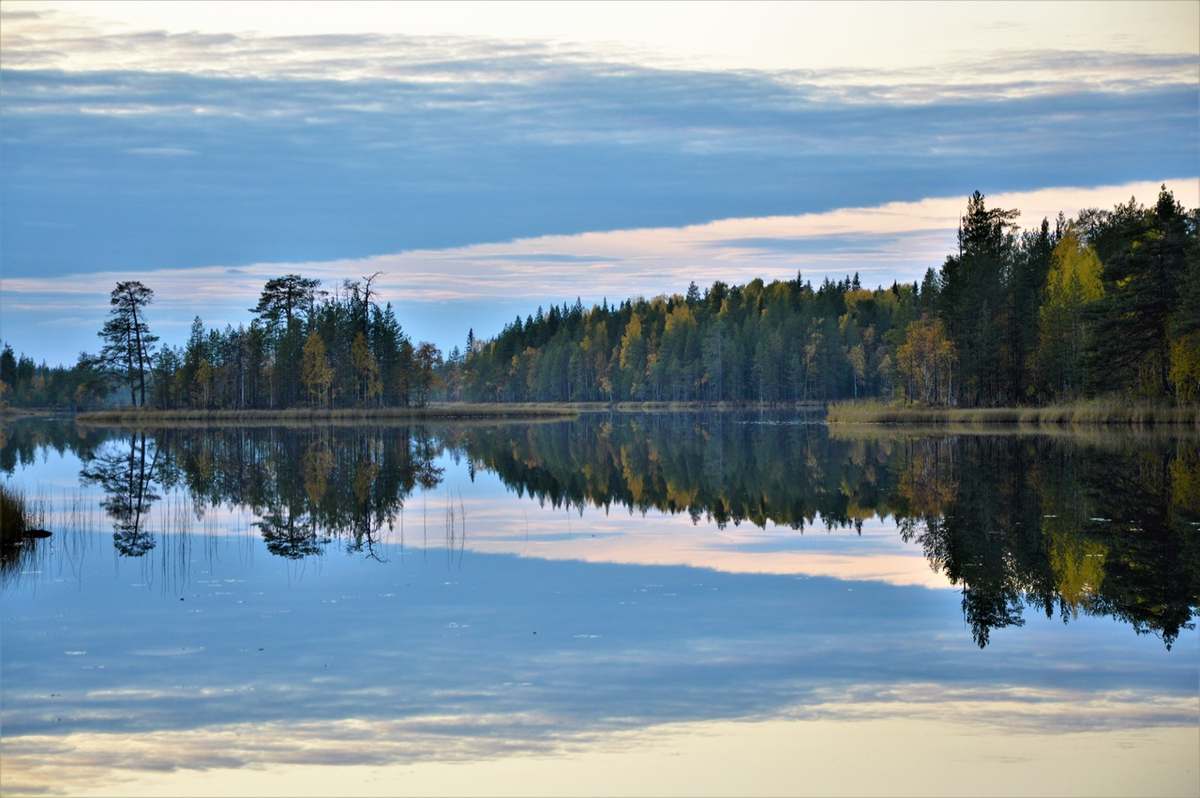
[75,403,581,426]
[36,398,1200,428]
[73,400,832,426]
[826,399,1200,428]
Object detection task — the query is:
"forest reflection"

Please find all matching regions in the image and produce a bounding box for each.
[453,415,1198,649]
[2,415,1197,648]
[154,425,445,561]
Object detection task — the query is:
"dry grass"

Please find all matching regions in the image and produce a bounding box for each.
[75,400,834,426]
[826,398,1200,429]
[77,404,580,427]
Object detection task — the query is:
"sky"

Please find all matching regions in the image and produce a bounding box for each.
[1,1,1198,365]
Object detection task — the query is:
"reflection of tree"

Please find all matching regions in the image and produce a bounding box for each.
[148,425,444,561]
[1080,445,1200,649]
[257,504,328,559]
[896,437,1056,647]
[454,416,1199,649]
[1,420,115,476]
[29,414,1196,647]
[79,431,160,557]
[450,414,889,532]
[893,435,1198,648]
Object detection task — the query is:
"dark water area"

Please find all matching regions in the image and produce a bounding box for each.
[2,413,1197,796]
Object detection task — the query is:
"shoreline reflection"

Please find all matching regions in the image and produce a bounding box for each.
[3,415,1197,650]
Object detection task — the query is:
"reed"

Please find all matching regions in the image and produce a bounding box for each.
[1,482,50,586]
[0,482,31,547]
[826,398,1200,428]
[0,482,48,544]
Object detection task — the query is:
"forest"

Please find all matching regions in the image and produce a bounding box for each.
[1,186,1197,410]
[1,274,443,412]
[446,186,1199,406]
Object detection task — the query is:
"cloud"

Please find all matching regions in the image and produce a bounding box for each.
[3,8,1195,94]
[457,496,952,588]
[1,25,1196,285]
[5,690,1197,796]
[123,147,198,156]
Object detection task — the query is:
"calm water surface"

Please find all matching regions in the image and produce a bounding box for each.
[2,413,1197,796]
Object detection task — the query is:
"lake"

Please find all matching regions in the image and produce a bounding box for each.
[2,413,1197,797]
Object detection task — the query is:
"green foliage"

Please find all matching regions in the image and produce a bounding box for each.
[0,344,108,411]
[1084,187,1199,397]
[457,275,907,404]
[5,189,1196,413]
[48,275,442,412]
[454,186,1192,410]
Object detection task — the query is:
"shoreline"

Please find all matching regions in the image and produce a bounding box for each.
[73,404,579,426]
[3,399,1195,428]
[69,400,826,425]
[825,400,1200,427]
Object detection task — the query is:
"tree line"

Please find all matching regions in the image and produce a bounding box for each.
[1,273,445,411]
[2,185,1195,410]
[444,186,1198,406]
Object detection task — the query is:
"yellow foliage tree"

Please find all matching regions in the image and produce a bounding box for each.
[896,319,955,405]
[619,311,647,399]
[1044,522,1107,619]
[1037,224,1104,398]
[301,332,333,408]
[351,332,381,407]
[301,441,334,505]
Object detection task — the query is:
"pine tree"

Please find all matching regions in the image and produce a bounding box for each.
[98,281,158,407]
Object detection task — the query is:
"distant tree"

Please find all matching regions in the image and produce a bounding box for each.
[618,311,648,399]
[413,342,442,407]
[98,281,158,407]
[1008,217,1056,399]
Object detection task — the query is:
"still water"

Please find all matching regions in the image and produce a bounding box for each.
[2,413,1197,796]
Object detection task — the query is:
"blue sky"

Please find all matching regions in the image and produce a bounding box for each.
[1,2,1197,365]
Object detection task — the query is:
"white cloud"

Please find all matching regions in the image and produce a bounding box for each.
[197,176,1200,306]
[6,1,1197,77]
[3,4,1195,101]
[4,690,1195,796]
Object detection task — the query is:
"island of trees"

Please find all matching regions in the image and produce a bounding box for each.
[1,186,1196,412]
